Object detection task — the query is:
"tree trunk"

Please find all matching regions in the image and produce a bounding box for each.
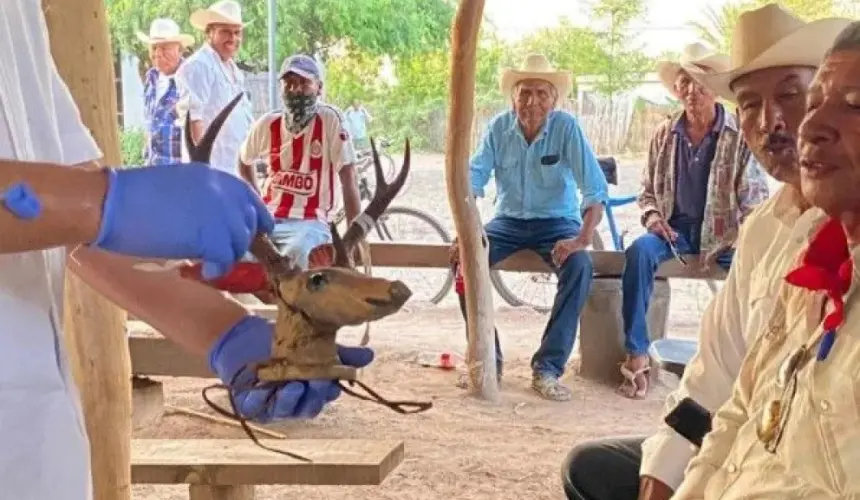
[445,0,498,400]
[42,2,132,500]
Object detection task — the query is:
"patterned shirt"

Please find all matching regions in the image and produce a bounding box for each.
[142,63,183,165]
[638,109,770,263]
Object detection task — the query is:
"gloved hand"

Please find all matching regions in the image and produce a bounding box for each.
[209,315,375,421]
[92,164,274,278]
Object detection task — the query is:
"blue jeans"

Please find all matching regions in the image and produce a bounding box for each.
[621,221,733,356]
[463,216,594,379]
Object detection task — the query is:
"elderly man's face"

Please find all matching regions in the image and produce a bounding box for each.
[281,73,320,97]
[731,66,815,184]
[207,23,242,60]
[513,79,556,129]
[798,50,860,216]
[149,42,182,74]
[674,70,716,118]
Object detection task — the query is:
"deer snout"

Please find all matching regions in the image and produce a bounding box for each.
[389,280,412,306]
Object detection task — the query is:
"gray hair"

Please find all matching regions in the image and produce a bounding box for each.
[825,21,860,58]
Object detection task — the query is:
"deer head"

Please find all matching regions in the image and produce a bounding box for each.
[185,94,413,338]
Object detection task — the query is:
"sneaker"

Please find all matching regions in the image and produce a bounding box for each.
[531,373,572,401]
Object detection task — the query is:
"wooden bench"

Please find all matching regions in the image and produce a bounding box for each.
[132,438,404,499]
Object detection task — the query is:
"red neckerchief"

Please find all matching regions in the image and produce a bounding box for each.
[784,218,853,360]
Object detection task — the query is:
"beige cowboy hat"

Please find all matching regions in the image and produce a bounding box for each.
[500,54,573,101]
[190,0,249,31]
[695,3,852,102]
[656,42,730,95]
[136,18,194,47]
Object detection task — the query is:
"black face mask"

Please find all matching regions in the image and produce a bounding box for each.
[282,92,318,134]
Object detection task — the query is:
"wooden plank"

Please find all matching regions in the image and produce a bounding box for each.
[129,335,214,378]
[131,439,405,486]
[367,242,726,280]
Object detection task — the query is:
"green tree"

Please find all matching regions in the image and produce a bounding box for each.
[105,0,455,71]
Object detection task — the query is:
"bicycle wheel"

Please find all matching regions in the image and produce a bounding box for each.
[364,206,455,305]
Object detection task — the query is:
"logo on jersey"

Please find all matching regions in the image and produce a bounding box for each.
[270,170,318,196]
[310,139,323,159]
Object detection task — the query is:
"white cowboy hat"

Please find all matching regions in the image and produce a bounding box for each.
[136,18,194,47]
[190,0,249,31]
[656,42,730,95]
[500,54,572,102]
[695,4,852,102]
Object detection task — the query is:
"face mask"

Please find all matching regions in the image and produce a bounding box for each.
[282,92,319,134]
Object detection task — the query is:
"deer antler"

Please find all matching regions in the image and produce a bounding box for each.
[184,93,299,283]
[331,137,411,266]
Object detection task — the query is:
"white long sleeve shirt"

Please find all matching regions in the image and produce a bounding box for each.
[638,186,825,489]
[175,43,253,176]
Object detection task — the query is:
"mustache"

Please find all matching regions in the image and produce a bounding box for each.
[763,133,795,150]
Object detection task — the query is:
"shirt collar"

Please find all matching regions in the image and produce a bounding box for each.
[672,103,731,136]
[772,184,809,225]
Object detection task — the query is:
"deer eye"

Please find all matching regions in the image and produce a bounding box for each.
[306,272,329,291]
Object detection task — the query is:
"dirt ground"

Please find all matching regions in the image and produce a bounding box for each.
[131,154,776,499]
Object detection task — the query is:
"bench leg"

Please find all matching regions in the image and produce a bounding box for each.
[189,485,255,500]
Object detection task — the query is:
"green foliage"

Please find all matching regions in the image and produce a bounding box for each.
[120,128,146,166]
[105,0,454,71]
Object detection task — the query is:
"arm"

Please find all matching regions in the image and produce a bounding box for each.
[638,124,667,226]
[567,116,608,235]
[736,151,770,225]
[638,219,755,496]
[174,59,213,145]
[469,125,496,198]
[238,116,268,195]
[68,247,247,356]
[329,112,360,223]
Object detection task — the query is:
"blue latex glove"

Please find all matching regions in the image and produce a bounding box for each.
[92,164,275,278]
[209,315,375,422]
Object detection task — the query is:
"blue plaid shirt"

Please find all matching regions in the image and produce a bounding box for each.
[142,64,183,165]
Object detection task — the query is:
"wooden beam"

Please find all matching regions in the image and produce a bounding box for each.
[366,242,726,280]
[129,335,214,378]
[131,439,405,486]
[42,2,132,500]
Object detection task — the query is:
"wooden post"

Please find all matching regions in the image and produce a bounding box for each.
[445,0,498,400]
[42,2,132,500]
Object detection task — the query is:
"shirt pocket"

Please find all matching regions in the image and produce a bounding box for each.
[495,152,520,188]
[537,158,569,193]
[811,357,860,494]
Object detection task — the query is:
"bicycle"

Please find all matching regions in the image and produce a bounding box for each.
[332,152,455,305]
[487,156,719,313]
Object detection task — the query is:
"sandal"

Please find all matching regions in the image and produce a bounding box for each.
[617,362,650,399]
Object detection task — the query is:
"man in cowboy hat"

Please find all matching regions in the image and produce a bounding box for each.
[674,19,860,498]
[560,5,850,500]
[617,43,769,400]
[138,18,194,166]
[450,53,609,401]
[175,0,253,176]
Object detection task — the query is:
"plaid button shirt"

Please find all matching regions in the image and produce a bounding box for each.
[143,64,183,165]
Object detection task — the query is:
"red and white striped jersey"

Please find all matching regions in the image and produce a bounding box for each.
[240,104,356,221]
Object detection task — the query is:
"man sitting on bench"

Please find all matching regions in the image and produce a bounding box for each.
[449,53,608,402]
[618,43,769,399]
[560,6,849,499]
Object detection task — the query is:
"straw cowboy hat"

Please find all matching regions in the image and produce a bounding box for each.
[136,18,194,47]
[696,4,851,102]
[190,0,249,31]
[500,54,572,101]
[655,42,730,95]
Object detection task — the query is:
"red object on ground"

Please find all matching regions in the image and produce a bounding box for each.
[440,352,455,370]
[178,244,335,293]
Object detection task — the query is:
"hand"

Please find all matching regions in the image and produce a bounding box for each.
[209,315,375,421]
[638,475,674,500]
[551,235,589,267]
[92,164,275,279]
[645,214,677,242]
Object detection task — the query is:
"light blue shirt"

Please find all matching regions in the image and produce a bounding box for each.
[470,110,609,224]
[344,107,369,139]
